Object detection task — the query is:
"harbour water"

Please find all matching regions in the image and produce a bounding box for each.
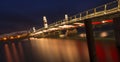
[0,38,119,62]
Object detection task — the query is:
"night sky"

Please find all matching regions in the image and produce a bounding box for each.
[0,0,114,34]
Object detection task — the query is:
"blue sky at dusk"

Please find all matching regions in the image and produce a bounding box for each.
[0,0,114,34]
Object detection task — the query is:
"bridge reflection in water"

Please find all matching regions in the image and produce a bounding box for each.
[0,38,119,62]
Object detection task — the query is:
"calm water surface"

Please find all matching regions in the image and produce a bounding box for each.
[0,38,119,62]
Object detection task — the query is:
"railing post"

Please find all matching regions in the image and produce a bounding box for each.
[65,14,68,24]
[43,16,48,29]
[80,13,82,20]
[86,11,88,18]
[74,16,77,22]
[70,17,72,20]
[104,4,107,14]
[117,0,120,11]
[55,22,58,26]
[60,20,62,25]
[32,27,36,32]
[94,8,96,15]
[65,14,68,21]
[74,15,76,19]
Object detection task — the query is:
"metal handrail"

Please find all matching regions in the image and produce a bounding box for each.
[32,0,120,35]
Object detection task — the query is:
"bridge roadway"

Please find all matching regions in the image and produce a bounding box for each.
[0,19,113,41]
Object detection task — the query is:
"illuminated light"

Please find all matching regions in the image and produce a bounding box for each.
[74,23,84,27]
[74,23,84,25]
[102,20,113,23]
[17,35,21,38]
[100,32,108,37]
[102,20,108,23]
[34,31,43,35]
[79,24,84,27]
[3,37,7,40]
[59,25,75,29]
[49,28,58,31]
[10,36,14,39]
[106,20,113,22]
[79,33,86,38]
[30,37,35,40]
[59,34,65,38]
[92,21,101,25]
[43,30,47,32]
[102,21,106,23]
[79,24,83,27]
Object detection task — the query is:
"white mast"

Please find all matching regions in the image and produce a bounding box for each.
[65,14,68,21]
[43,16,48,28]
[33,27,36,32]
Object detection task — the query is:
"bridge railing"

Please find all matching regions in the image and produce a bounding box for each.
[46,1,118,29]
[67,1,118,23]
[32,0,120,35]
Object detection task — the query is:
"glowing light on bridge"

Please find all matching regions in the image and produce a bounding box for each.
[59,25,76,28]
[10,36,14,39]
[17,35,21,38]
[102,20,113,23]
[92,21,101,25]
[59,34,65,38]
[34,31,43,35]
[100,32,108,37]
[48,28,58,31]
[79,33,86,38]
[74,23,84,27]
[43,30,48,32]
[102,21,106,23]
[3,37,7,41]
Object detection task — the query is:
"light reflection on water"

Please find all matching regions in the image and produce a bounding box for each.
[4,42,25,62]
[30,38,86,62]
[4,44,13,62]
[2,38,119,62]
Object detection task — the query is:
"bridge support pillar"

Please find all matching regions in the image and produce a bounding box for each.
[113,17,120,59]
[84,19,97,62]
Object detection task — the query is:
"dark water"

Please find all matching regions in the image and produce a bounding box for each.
[0,38,119,62]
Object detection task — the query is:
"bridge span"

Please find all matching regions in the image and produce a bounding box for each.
[1,1,120,62]
[0,0,119,41]
[27,1,120,62]
[30,0,120,38]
